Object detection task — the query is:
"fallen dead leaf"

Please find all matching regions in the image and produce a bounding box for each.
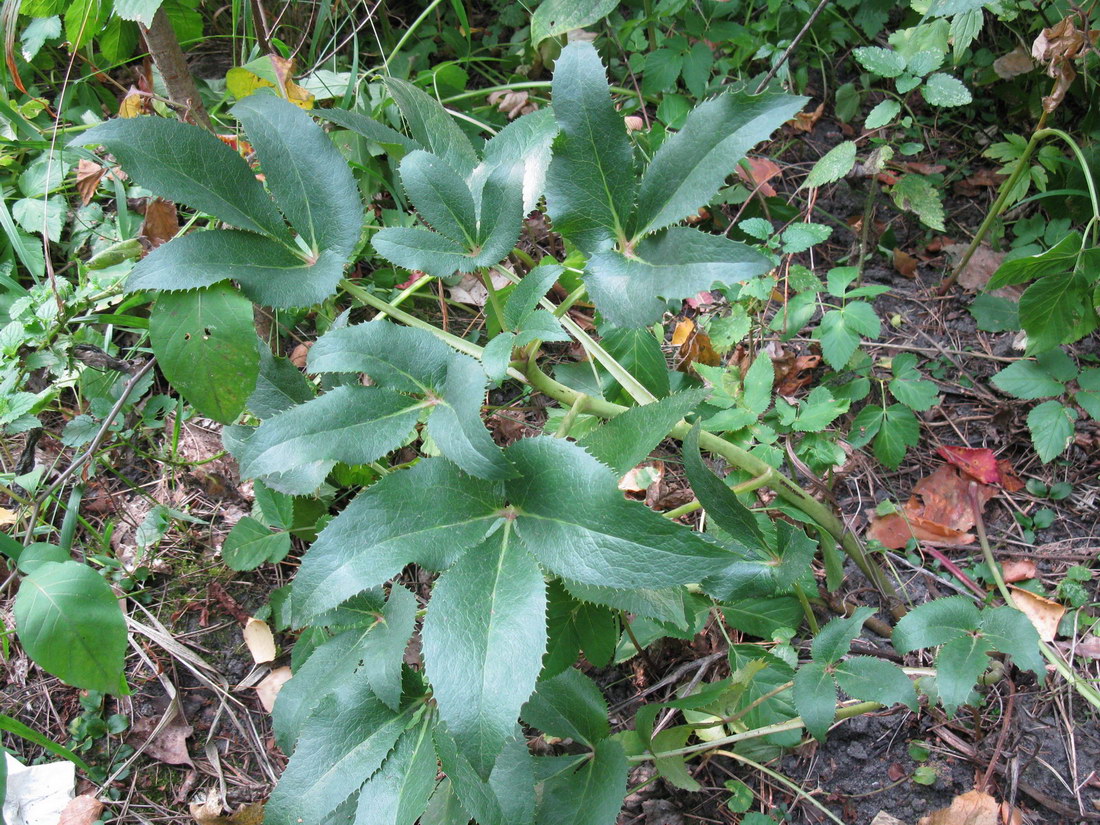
[893,248,919,279]
[59,794,104,825]
[289,341,312,368]
[75,159,107,206]
[618,462,663,494]
[871,812,908,825]
[190,791,265,825]
[993,45,1035,79]
[937,445,1002,485]
[735,156,782,197]
[671,319,695,347]
[943,244,1006,292]
[789,101,824,133]
[243,617,276,663]
[867,465,998,550]
[141,198,179,250]
[918,789,1000,825]
[867,511,975,550]
[624,115,645,132]
[1057,634,1100,660]
[488,89,536,119]
[128,712,195,768]
[449,270,511,307]
[1009,586,1064,642]
[255,666,293,712]
[1001,559,1037,583]
[905,162,947,175]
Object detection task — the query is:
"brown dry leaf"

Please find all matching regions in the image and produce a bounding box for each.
[775,354,820,396]
[867,512,975,550]
[618,462,663,493]
[1032,17,1099,67]
[871,812,909,825]
[243,617,276,663]
[129,713,195,768]
[943,243,1006,292]
[918,790,1000,825]
[255,666,293,712]
[893,248,919,279]
[1059,634,1100,660]
[624,115,645,132]
[1009,586,1064,642]
[75,159,107,206]
[906,162,946,175]
[489,89,535,119]
[993,45,1035,79]
[1001,559,1037,582]
[790,102,824,133]
[866,466,998,550]
[289,341,312,368]
[141,198,179,250]
[191,792,264,825]
[59,794,105,825]
[735,156,782,197]
[449,270,511,307]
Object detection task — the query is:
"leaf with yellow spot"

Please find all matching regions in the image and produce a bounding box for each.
[226,54,314,109]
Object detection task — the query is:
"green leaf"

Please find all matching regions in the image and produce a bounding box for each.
[361,585,418,711]
[113,0,160,25]
[222,516,290,571]
[802,140,857,189]
[874,404,919,469]
[811,607,876,664]
[632,91,806,238]
[383,77,478,176]
[291,458,500,624]
[889,352,939,411]
[308,319,451,389]
[353,722,437,825]
[722,596,802,638]
[834,656,918,710]
[890,174,945,231]
[373,226,473,279]
[906,49,944,77]
[265,680,411,825]
[433,728,506,825]
[935,634,990,715]
[529,0,617,44]
[64,0,105,49]
[399,150,478,246]
[853,46,906,77]
[561,579,688,628]
[601,326,670,399]
[991,358,1065,399]
[544,582,620,675]
[682,425,766,549]
[14,561,127,694]
[12,195,65,242]
[70,117,289,240]
[473,160,525,267]
[921,73,971,107]
[1027,400,1076,462]
[423,527,546,779]
[651,726,700,791]
[987,232,1081,290]
[545,42,636,254]
[508,438,732,589]
[864,100,901,130]
[254,481,293,529]
[150,284,260,423]
[476,109,558,214]
[1076,368,1100,420]
[318,108,421,156]
[892,595,979,653]
[578,390,708,475]
[249,345,314,419]
[535,739,627,825]
[979,606,1045,677]
[237,385,424,480]
[586,228,772,327]
[815,302,880,369]
[969,294,1019,332]
[503,263,564,329]
[781,222,832,255]
[129,230,345,308]
[792,661,836,741]
[429,356,518,480]
[791,385,848,431]
[522,668,610,746]
[232,95,362,255]
[1019,271,1093,354]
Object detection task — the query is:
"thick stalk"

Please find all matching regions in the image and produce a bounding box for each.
[140,8,212,130]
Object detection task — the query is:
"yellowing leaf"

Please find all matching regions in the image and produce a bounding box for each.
[226,55,314,109]
[242,616,276,663]
[119,88,148,118]
[1009,586,1064,642]
[255,666,292,712]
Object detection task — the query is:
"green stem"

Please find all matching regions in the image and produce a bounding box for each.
[555,394,588,437]
[663,500,702,520]
[371,274,433,320]
[480,269,507,331]
[793,583,820,634]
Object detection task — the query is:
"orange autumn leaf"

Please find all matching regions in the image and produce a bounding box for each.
[735,157,782,196]
[1001,559,1037,582]
[867,511,975,549]
[918,789,1001,825]
[789,102,824,133]
[893,247,919,279]
[937,445,1001,485]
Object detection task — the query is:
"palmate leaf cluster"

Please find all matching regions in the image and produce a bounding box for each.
[52,41,1053,825]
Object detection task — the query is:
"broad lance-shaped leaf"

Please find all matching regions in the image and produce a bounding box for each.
[308,318,452,391]
[384,77,478,176]
[586,227,772,328]
[237,385,428,480]
[521,668,610,747]
[399,150,479,246]
[69,117,291,241]
[423,526,547,779]
[318,107,421,157]
[360,584,418,711]
[14,560,128,694]
[150,283,259,424]
[472,108,557,214]
[631,91,808,239]
[128,230,347,308]
[232,95,362,256]
[682,425,766,549]
[372,226,474,280]
[222,424,335,497]
[811,607,876,664]
[222,516,291,571]
[353,722,437,825]
[834,656,917,710]
[507,437,733,589]
[264,678,414,825]
[579,390,708,476]
[473,160,525,267]
[248,344,315,419]
[793,660,837,741]
[545,41,636,254]
[291,458,502,625]
[535,739,627,825]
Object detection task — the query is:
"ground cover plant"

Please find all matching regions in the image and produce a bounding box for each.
[1,0,1100,823]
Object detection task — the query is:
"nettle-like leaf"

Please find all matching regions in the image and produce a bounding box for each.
[545,42,800,327]
[794,608,917,740]
[71,94,364,309]
[893,595,1045,715]
[228,320,516,491]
